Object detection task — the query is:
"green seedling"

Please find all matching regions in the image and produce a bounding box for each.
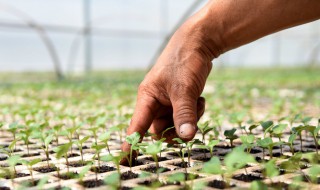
[262,159,279,183]
[287,133,297,155]
[104,173,120,190]
[301,116,312,126]
[198,121,214,143]
[21,158,41,185]
[271,124,288,155]
[18,127,33,156]
[99,132,112,154]
[91,143,105,180]
[202,146,256,186]
[36,176,49,190]
[75,136,90,165]
[140,140,163,178]
[42,134,53,167]
[185,139,202,165]
[240,134,255,153]
[102,152,128,188]
[260,120,273,133]
[307,165,320,184]
[54,142,72,173]
[248,124,259,134]
[230,112,246,134]
[78,163,92,185]
[88,126,100,145]
[292,125,305,152]
[172,138,189,173]
[303,125,320,158]
[167,172,189,190]
[197,139,219,158]
[7,122,22,150]
[7,155,22,179]
[224,128,238,147]
[53,124,64,145]
[110,123,127,144]
[224,146,256,175]
[279,152,303,173]
[257,137,282,159]
[125,132,140,170]
[65,125,81,153]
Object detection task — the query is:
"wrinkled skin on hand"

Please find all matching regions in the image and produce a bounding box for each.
[120,18,215,165]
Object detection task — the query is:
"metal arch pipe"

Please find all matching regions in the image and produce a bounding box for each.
[0,3,64,80]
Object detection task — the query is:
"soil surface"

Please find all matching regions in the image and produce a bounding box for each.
[232,173,263,182]
[67,153,79,158]
[173,161,190,168]
[0,156,7,161]
[144,156,168,162]
[0,187,10,190]
[120,171,138,180]
[56,172,79,180]
[34,166,57,173]
[207,180,236,189]
[4,172,29,179]
[21,152,40,157]
[141,165,170,173]
[168,152,189,157]
[81,179,104,188]
[90,165,116,173]
[67,161,89,167]
[269,182,290,190]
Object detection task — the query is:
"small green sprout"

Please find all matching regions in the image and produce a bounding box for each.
[240,134,255,153]
[75,136,90,165]
[224,128,238,147]
[125,132,140,170]
[140,140,163,178]
[21,158,41,185]
[198,121,214,143]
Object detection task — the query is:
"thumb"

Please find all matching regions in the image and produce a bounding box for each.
[172,96,198,142]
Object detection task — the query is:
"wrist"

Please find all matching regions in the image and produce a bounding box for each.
[178,5,226,61]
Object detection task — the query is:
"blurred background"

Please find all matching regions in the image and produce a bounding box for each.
[0,0,319,80]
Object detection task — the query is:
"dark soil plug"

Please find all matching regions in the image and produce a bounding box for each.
[141,165,170,173]
[173,161,190,168]
[167,152,189,157]
[0,187,10,190]
[267,152,289,158]
[67,161,90,167]
[75,145,89,150]
[90,165,116,173]
[56,172,79,180]
[232,174,263,182]
[21,152,40,157]
[245,148,261,153]
[191,148,210,154]
[67,153,79,158]
[207,180,235,189]
[34,165,57,173]
[269,182,290,189]
[144,156,168,162]
[24,179,40,187]
[4,172,29,179]
[193,156,211,162]
[81,179,104,188]
[0,155,8,161]
[120,171,138,180]
[138,179,163,187]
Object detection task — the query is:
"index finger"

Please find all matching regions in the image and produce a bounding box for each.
[120,93,160,164]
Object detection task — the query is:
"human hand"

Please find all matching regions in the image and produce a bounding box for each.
[120,15,216,165]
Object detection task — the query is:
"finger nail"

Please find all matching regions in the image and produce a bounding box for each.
[179,123,196,138]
